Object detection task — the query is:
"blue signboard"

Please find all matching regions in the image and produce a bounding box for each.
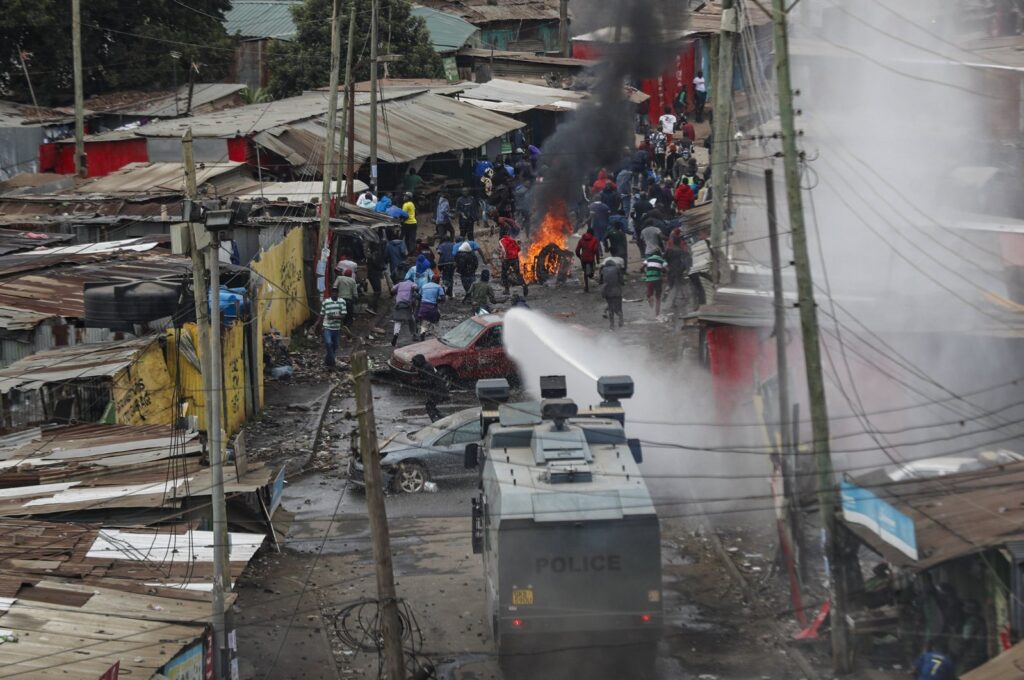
[160,641,203,680]
[269,466,286,514]
[841,481,918,561]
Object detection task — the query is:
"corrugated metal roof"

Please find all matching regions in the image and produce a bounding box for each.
[417,0,563,22]
[843,460,1024,570]
[73,161,254,196]
[0,101,73,127]
[0,336,157,394]
[0,424,201,473]
[457,99,535,114]
[0,514,266,679]
[256,91,524,168]
[351,78,474,95]
[458,47,595,68]
[962,640,1024,680]
[0,305,56,332]
[224,0,301,39]
[0,251,195,317]
[119,83,247,117]
[131,92,340,139]
[454,77,587,112]
[411,5,479,53]
[238,179,368,202]
[0,228,75,255]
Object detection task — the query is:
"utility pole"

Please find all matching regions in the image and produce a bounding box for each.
[206,203,230,680]
[182,130,229,680]
[709,0,737,283]
[71,0,86,177]
[335,4,356,203]
[765,168,792,492]
[352,351,406,680]
[369,0,379,192]
[765,167,806,628]
[770,1,850,672]
[559,0,569,56]
[185,60,196,115]
[346,78,356,204]
[320,0,343,257]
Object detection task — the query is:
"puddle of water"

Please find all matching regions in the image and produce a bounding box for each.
[435,653,492,680]
[666,604,718,632]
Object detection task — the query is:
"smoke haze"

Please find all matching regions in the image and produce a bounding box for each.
[533,0,687,216]
[737,1,1024,474]
[504,309,771,523]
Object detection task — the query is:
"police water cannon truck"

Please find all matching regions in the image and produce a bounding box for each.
[464,375,662,671]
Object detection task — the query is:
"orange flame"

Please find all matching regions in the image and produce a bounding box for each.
[521,202,574,283]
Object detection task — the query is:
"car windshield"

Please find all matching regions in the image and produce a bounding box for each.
[407,409,478,443]
[440,318,485,348]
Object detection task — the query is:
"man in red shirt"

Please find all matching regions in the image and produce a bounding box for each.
[674,181,694,213]
[680,115,696,142]
[590,168,617,196]
[574,228,603,292]
[499,231,528,297]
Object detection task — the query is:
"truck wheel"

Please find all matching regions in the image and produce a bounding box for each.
[394,461,428,494]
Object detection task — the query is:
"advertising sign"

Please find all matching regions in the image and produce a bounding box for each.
[841,481,918,561]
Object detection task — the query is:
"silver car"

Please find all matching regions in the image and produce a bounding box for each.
[348,407,483,493]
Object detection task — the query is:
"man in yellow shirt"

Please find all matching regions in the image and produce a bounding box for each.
[401,192,417,253]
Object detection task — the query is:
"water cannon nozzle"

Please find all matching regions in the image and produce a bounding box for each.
[540,375,567,399]
[476,378,510,404]
[597,375,634,402]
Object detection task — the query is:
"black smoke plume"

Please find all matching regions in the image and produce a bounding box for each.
[533,0,687,216]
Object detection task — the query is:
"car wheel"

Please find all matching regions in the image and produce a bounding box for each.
[394,461,428,494]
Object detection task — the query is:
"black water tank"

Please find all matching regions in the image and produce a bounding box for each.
[84,279,192,329]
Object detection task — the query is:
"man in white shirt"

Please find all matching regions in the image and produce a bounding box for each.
[693,70,707,122]
[658,107,677,136]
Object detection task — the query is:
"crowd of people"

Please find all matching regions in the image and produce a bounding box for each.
[316,112,714,366]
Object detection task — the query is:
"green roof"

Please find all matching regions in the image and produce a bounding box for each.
[410,5,478,53]
[224,0,300,40]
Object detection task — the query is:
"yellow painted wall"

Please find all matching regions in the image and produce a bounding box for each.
[249,227,310,336]
[166,322,256,435]
[112,341,176,426]
[221,321,247,436]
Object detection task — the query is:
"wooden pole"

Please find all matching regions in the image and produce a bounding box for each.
[71,0,86,177]
[369,0,379,191]
[320,0,343,255]
[336,5,356,202]
[559,0,569,57]
[710,0,736,284]
[769,0,851,671]
[352,351,406,680]
[346,78,356,204]
[182,130,227,680]
[765,168,792,492]
[766,167,806,628]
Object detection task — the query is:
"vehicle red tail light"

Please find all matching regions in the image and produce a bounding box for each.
[640,614,652,623]
[512,618,523,628]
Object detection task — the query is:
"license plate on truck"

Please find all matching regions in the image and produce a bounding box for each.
[512,588,534,605]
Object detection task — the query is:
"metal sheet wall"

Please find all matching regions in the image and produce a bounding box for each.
[249,226,310,336]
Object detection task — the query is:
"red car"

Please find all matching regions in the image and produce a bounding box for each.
[388,314,516,384]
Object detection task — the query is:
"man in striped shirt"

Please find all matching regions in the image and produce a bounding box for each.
[643,250,668,318]
[316,291,347,368]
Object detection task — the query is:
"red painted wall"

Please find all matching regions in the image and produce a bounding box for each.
[44,139,149,177]
[572,39,698,125]
[705,325,761,419]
